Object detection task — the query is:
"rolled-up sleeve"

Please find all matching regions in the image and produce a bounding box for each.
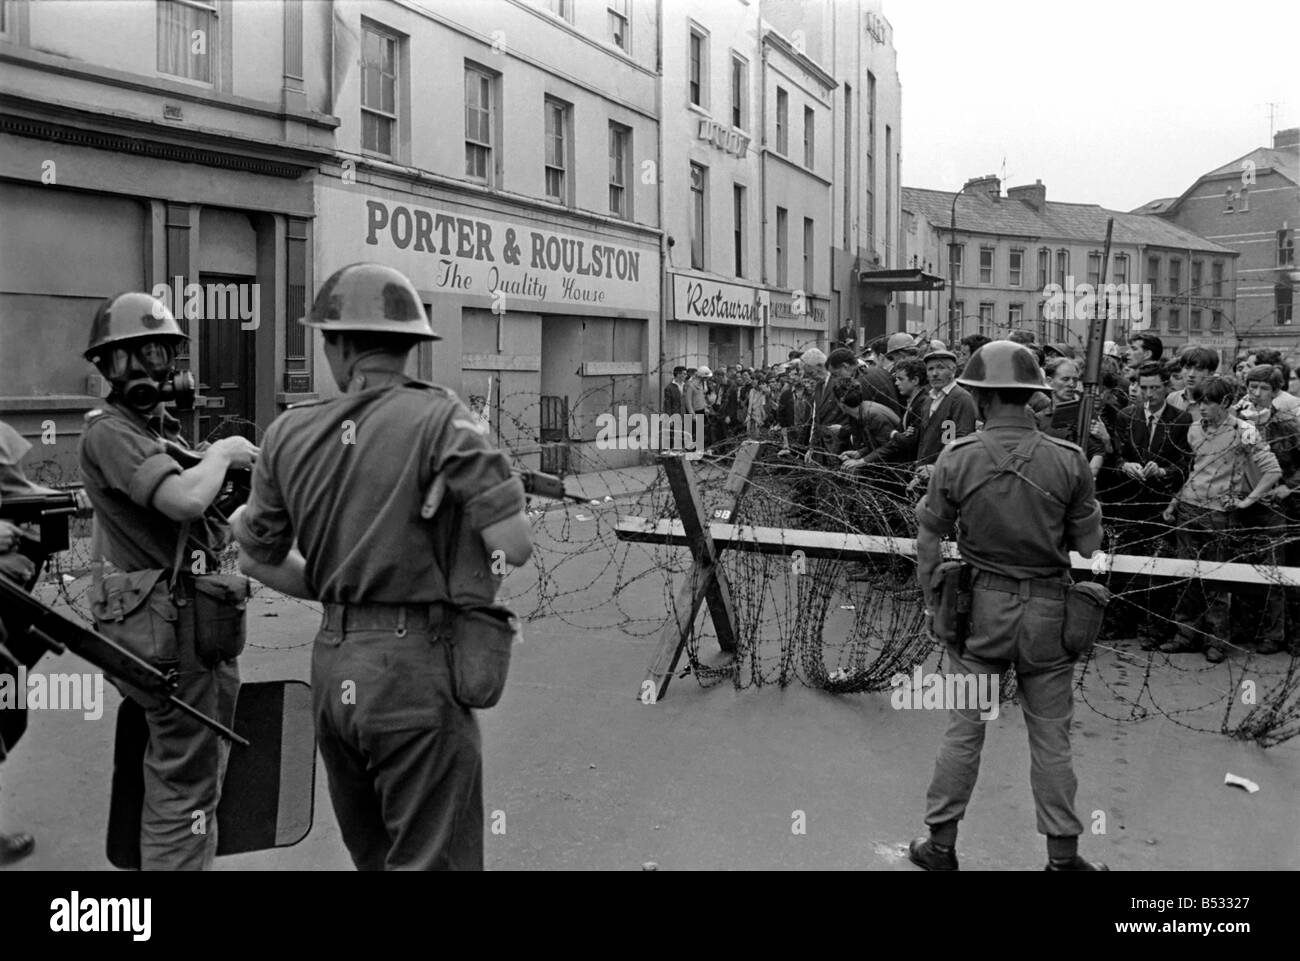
[232,420,294,565]
[81,417,181,508]
[916,456,958,536]
[431,404,525,532]
[1065,461,1103,554]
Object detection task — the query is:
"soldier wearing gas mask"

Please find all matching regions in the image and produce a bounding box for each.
[78,292,258,870]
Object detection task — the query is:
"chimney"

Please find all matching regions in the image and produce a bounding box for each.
[1008,179,1046,212]
[1275,127,1299,149]
[965,174,1000,200]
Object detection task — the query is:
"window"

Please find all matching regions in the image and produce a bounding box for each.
[731,55,747,129]
[1168,258,1181,296]
[978,303,994,336]
[950,244,964,284]
[543,0,571,21]
[1211,310,1223,332]
[1190,309,1202,332]
[608,0,629,52]
[979,247,994,285]
[1009,249,1023,287]
[775,88,788,155]
[733,185,745,278]
[465,65,495,181]
[1113,254,1128,287]
[608,123,630,218]
[1149,307,1161,331]
[803,107,815,167]
[951,301,965,341]
[158,0,216,83]
[1038,248,1050,290]
[1212,261,1224,297]
[1147,255,1160,291]
[1280,230,1295,267]
[359,25,399,155]
[1009,304,1023,328]
[776,206,788,287]
[1224,189,1236,213]
[1087,252,1101,287]
[688,29,705,107]
[690,163,706,270]
[1168,308,1181,332]
[1240,188,1249,212]
[1036,301,1047,341]
[544,97,569,202]
[1278,285,1294,325]
[1055,249,1069,287]
[803,218,814,292]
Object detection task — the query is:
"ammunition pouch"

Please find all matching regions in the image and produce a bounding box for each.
[1063,581,1111,657]
[188,573,250,666]
[91,569,180,671]
[929,561,973,649]
[445,605,519,710]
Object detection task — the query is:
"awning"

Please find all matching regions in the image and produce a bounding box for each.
[858,268,946,292]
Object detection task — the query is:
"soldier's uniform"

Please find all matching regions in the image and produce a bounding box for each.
[911,341,1104,870]
[233,264,525,871]
[77,294,240,871]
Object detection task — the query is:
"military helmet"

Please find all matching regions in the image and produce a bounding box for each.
[957,340,1048,389]
[84,292,187,361]
[885,332,917,355]
[300,263,441,340]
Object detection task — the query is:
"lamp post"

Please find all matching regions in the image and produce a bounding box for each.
[948,178,981,344]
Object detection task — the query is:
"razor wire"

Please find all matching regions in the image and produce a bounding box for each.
[22,360,1300,747]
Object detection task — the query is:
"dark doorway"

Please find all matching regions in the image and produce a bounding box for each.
[196,272,257,442]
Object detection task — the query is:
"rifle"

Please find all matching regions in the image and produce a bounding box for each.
[1,489,89,591]
[160,439,253,521]
[0,575,248,746]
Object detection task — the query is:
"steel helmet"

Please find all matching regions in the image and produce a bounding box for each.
[84,292,187,362]
[885,332,917,355]
[301,263,441,340]
[957,340,1048,389]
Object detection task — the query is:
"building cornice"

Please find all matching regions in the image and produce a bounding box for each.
[761,30,837,92]
[0,108,328,179]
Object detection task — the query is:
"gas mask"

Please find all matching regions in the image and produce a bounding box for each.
[101,341,196,414]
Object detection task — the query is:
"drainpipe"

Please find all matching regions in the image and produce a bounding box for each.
[760,36,769,365]
[656,0,666,409]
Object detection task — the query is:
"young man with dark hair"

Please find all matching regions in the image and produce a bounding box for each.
[956,334,991,372]
[1126,333,1163,368]
[1111,361,1193,648]
[1167,347,1219,418]
[1161,375,1282,662]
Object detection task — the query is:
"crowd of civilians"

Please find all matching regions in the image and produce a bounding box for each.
[664,327,1300,660]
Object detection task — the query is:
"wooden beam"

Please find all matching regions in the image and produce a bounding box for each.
[640,441,760,702]
[616,517,1300,587]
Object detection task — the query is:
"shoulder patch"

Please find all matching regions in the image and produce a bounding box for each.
[947,433,981,449]
[286,398,329,410]
[85,408,106,421]
[1043,434,1084,454]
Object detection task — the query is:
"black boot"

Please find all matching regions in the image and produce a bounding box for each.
[0,832,35,865]
[908,836,959,871]
[1045,855,1109,871]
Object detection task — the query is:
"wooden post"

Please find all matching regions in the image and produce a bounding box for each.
[640,441,759,702]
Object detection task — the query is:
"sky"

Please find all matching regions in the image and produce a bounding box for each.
[883,0,1299,211]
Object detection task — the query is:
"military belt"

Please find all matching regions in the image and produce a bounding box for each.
[973,570,1069,601]
[322,602,453,636]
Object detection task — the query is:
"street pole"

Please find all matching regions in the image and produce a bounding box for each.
[948,179,976,345]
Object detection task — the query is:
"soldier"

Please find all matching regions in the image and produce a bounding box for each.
[906,341,1109,871]
[78,292,256,870]
[231,263,532,871]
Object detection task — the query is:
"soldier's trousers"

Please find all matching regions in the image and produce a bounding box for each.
[140,642,240,870]
[924,575,1084,844]
[312,623,483,871]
